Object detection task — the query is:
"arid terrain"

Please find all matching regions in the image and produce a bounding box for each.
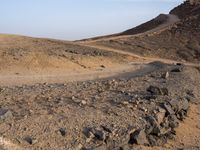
[83,0,200,64]
[0,0,200,150]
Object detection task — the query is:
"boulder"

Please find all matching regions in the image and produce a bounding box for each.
[169,99,189,112]
[91,128,107,141]
[0,109,13,121]
[148,135,167,146]
[155,108,166,125]
[162,72,169,79]
[147,86,168,96]
[171,68,182,72]
[168,115,179,128]
[147,86,162,95]
[163,103,175,115]
[129,129,149,145]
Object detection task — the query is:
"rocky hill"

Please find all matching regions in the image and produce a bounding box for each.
[91,0,200,63]
[118,14,169,36]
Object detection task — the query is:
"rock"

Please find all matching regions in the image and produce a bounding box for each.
[140,107,148,112]
[110,127,134,148]
[171,68,182,72]
[147,86,168,96]
[81,100,87,105]
[100,65,106,68]
[0,109,13,121]
[129,129,149,145]
[155,108,166,125]
[180,99,189,111]
[161,88,169,96]
[196,125,200,129]
[59,128,67,136]
[168,115,179,128]
[100,125,113,134]
[186,96,198,104]
[186,90,195,98]
[105,137,117,149]
[176,63,182,66]
[162,72,169,79]
[92,128,107,141]
[169,99,180,112]
[24,136,37,145]
[122,101,129,105]
[145,95,157,100]
[119,144,132,150]
[83,127,95,142]
[147,86,162,95]
[146,115,171,136]
[169,99,189,112]
[94,144,107,150]
[148,135,167,146]
[71,96,76,100]
[146,116,161,135]
[163,103,175,115]
[177,110,187,121]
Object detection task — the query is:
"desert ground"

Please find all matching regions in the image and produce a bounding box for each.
[0,0,200,150]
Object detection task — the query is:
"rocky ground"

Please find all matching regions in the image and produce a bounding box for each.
[0,62,199,150]
[0,1,200,150]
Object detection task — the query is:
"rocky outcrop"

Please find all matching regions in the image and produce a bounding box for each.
[188,0,200,5]
[170,0,200,19]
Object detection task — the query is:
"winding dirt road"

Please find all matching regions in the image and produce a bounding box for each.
[1,14,199,87]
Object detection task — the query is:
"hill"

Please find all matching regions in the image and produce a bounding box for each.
[0,34,137,85]
[84,0,200,63]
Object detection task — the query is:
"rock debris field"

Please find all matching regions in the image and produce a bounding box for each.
[0,62,199,150]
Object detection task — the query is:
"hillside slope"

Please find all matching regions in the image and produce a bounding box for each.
[118,14,170,36]
[88,0,200,63]
[0,34,133,76]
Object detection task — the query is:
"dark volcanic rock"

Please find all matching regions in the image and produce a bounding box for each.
[92,128,107,141]
[171,68,182,72]
[163,103,175,115]
[147,86,162,95]
[147,86,168,96]
[176,63,182,66]
[169,99,189,112]
[168,115,179,128]
[146,116,167,136]
[83,128,95,143]
[148,135,167,146]
[129,129,149,145]
[59,128,67,136]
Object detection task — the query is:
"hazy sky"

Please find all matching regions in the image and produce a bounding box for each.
[0,0,183,40]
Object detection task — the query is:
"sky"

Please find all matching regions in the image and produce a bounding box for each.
[0,0,183,40]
